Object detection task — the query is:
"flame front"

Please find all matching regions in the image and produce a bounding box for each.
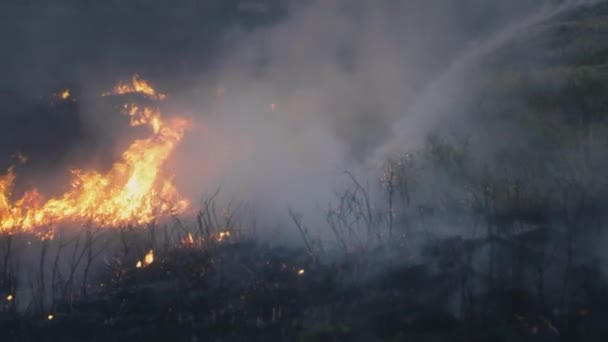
[0,76,189,235]
[103,74,166,101]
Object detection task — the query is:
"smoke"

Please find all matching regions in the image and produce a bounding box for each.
[1,0,603,237]
[379,0,604,157]
[171,0,592,235]
[3,0,608,323]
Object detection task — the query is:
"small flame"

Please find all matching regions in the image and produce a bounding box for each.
[217,231,231,242]
[136,261,142,268]
[60,89,70,100]
[144,249,154,266]
[103,74,166,100]
[47,314,54,320]
[297,269,305,276]
[181,232,198,246]
[6,294,13,301]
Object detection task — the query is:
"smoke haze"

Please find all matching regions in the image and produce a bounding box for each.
[1,0,600,236]
[172,0,595,233]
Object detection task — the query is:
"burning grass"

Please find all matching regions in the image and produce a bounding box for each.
[4,222,602,342]
[0,176,607,341]
[0,76,189,235]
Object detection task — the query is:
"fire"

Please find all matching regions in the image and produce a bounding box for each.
[187,232,194,244]
[144,249,154,265]
[103,74,166,101]
[297,269,305,276]
[217,231,231,242]
[136,250,154,268]
[60,89,70,100]
[0,76,189,235]
[6,294,13,301]
[182,232,195,246]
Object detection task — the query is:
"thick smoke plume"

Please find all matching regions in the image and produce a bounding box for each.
[1,0,601,237]
[171,0,600,235]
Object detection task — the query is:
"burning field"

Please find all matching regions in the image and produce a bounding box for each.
[0,75,263,340]
[3,1,608,341]
[1,75,189,235]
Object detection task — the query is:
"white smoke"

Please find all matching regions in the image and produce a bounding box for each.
[169,0,606,237]
[377,0,605,159]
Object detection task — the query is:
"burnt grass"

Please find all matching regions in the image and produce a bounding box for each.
[1,238,607,342]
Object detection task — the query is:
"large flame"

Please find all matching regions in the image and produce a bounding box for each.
[0,76,189,235]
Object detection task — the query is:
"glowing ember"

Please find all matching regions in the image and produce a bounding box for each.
[136,250,154,268]
[184,232,195,245]
[0,76,189,236]
[217,231,231,242]
[144,249,154,266]
[181,232,207,247]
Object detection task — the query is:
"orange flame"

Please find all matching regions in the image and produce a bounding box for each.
[182,232,195,246]
[103,74,166,100]
[60,89,70,100]
[144,249,154,265]
[217,231,231,242]
[0,76,189,236]
[136,249,154,268]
